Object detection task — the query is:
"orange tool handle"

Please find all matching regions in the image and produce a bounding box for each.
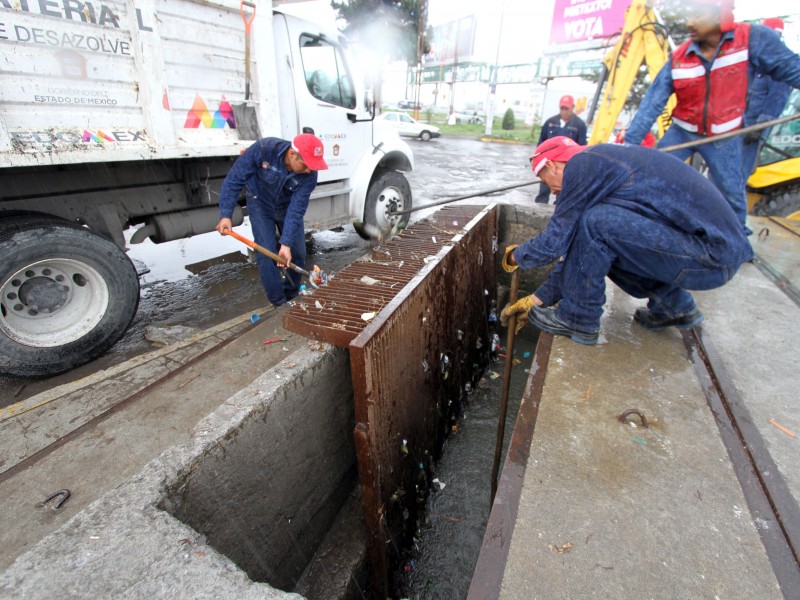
[240,0,256,34]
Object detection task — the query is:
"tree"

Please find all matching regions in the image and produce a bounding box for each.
[331,0,429,106]
[502,108,515,130]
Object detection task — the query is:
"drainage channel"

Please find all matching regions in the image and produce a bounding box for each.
[284,204,500,597]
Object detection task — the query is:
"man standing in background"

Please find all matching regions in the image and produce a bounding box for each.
[739,17,792,184]
[534,95,587,204]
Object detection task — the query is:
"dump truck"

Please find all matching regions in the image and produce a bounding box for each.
[0,0,414,378]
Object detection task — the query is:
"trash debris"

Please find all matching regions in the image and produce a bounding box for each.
[263,337,284,345]
[523,351,531,359]
[360,275,380,285]
[632,436,648,445]
[144,324,201,346]
[452,220,459,227]
[250,314,261,323]
[299,284,306,291]
[315,300,324,310]
[432,236,437,243]
[548,542,573,554]
[401,439,409,455]
[488,371,500,379]
[311,265,328,286]
[361,311,376,321]
[432,478,446,491]
[768,419,797,439]
[423,255,437,264]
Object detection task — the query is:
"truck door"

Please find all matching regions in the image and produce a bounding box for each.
[273,13,371,185]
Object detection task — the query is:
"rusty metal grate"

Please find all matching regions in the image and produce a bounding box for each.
[282,205,492,347]
[350,205,498,597]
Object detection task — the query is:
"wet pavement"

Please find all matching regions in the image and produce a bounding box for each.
[0,136,539,406]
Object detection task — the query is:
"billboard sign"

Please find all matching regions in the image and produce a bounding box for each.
[549,0,629,46]
[422,15,476,65]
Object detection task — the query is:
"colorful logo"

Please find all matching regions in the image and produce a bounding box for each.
[184,94,236,129]
[82,130,116,142]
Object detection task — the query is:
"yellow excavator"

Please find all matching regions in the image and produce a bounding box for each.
[587,0,800,220]
[747,89,800,219]
[587,0,674,146]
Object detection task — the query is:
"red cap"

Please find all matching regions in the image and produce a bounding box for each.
[292,133,328,170]
[530,136,586,176]
[559,95,575,109]
[762,17,784,33]
[688,0,735,32]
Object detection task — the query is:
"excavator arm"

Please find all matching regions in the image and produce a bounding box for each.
[588,0,675,145]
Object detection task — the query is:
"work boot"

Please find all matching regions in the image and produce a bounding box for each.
[633,307,703,331]
[527,305,599,345]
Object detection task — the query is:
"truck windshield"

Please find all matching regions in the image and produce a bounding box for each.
[299,34,356,109]
[757,89,800,167]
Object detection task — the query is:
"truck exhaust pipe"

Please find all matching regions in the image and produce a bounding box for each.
[130,206,244,244]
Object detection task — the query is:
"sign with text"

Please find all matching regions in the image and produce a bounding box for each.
[549,0,629,45]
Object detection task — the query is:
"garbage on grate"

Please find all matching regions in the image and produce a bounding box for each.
[311,265,328,286]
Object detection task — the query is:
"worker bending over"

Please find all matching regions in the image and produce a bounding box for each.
[624,0,800,231]
[501,136,753,345]
[216,134,327,307]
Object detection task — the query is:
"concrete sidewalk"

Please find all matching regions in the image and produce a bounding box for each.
[491,231,799,599]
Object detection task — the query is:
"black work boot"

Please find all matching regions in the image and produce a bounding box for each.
[528,305,599,345]
[633,307,704,331]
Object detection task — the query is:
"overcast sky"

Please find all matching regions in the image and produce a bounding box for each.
[278,0,800,56]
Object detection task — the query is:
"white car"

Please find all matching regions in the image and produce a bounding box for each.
[377,111,441,141]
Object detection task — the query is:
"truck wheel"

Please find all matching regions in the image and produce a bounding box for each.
[360,169,412,239]
[0,216,140,378]
[420,131,432,142]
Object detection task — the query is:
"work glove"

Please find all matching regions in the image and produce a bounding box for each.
[502,244,519,273]
[500,295,535,335]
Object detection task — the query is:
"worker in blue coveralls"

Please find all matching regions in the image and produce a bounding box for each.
[739,17,792,184]
[499,136,753,345]
[216,134,328,307]
[534,94,587,204]
[624,0,800,233]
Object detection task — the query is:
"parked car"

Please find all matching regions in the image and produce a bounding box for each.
[397,99,421,110]
[377,112,441,141]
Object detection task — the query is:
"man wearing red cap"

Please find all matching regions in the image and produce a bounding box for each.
[625,0,800,232]
[740,18,792,183]
[499,136,753,345]
[216,133,328,307]
[534,94,587,204]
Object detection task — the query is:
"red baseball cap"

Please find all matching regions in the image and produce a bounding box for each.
[292,133,328,170]
[530,136,586,176]
[559,95,575,109]
[762,17,784,33]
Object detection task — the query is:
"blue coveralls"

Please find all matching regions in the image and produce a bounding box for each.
[535,114,587,203]
[626,24,800,230]
[515,144,753,335]
[219,138,317,306]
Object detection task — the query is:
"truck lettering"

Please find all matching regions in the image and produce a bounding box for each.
[34,94,118,105]
[0,0,121,28]
[12,24,130,55]
[10,129,148,144]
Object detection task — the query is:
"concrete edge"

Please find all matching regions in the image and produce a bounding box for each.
[0,342,341,599]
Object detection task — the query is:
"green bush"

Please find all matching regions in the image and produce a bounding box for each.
[502,108,515,130]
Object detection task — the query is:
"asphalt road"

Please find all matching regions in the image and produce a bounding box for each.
[0,135,540,404]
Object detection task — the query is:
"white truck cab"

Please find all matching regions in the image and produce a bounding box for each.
[0,0,414,377]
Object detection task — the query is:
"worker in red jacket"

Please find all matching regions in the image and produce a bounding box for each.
[625,0,800,233]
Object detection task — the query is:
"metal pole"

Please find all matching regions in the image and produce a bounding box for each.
[491,269,519,504]
[659,113,800,153]
[388,179,539,217]
[485,0,506,137]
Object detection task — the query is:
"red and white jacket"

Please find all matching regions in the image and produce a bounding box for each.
[670,23,751,136]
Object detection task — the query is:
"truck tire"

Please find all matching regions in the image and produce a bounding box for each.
[360,169,412,240]
[0,215,140,378]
